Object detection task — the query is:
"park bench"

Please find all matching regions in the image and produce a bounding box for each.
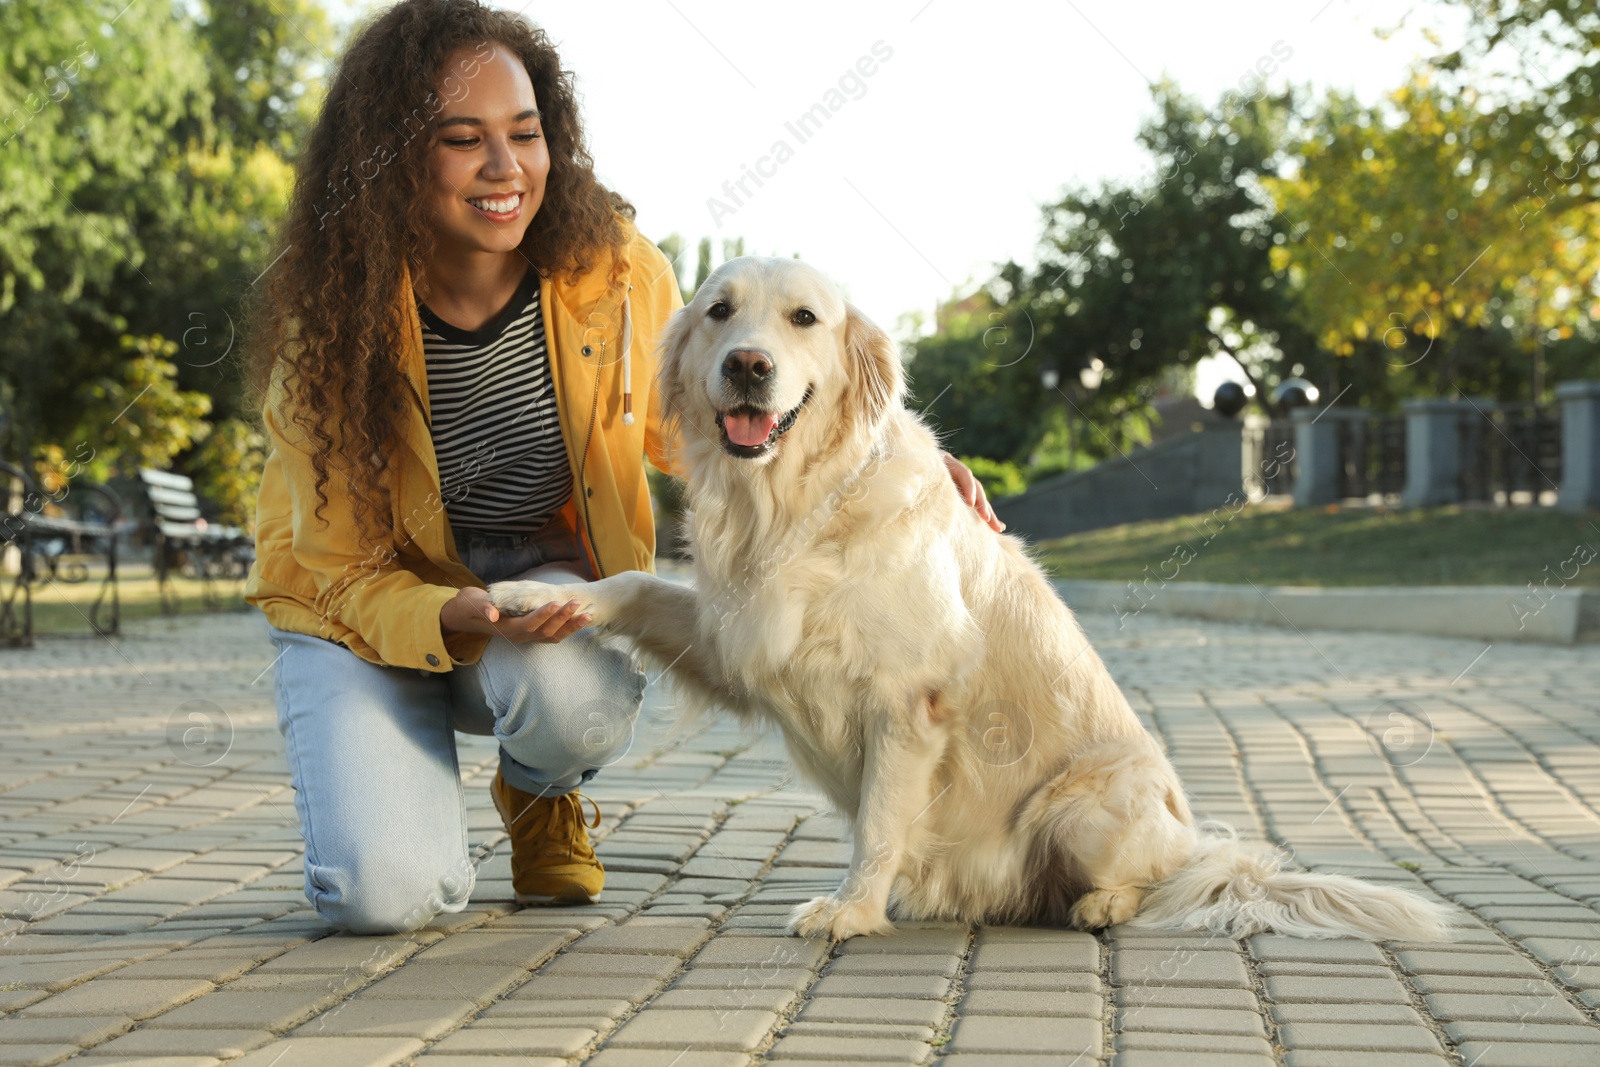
[136,467,254,613]
[1,459,126,647]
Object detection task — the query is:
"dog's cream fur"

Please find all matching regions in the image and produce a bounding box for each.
[491,257,1454,942]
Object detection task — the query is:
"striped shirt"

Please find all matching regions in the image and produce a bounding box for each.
[418,267,572,534]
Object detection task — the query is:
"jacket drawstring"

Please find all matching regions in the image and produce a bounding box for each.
[620,290,635,425]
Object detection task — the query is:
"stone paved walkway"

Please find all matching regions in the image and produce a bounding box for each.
[3,606,1600,1067]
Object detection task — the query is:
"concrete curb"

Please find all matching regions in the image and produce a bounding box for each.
[1052,579,1600,644]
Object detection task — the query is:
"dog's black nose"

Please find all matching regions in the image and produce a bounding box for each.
[721,349,773,392]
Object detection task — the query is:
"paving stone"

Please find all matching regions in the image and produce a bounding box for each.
[1116,1031,1276,1054]
[940,1058,1082,1067]
[411,930,572,967]
[969,938,1099,971]
[807,973,948,999]
[357,962,529,1002]
[102,957,259,983]
[766,1034,933,1061]
[1112,950,1251,989]
[1253,960,1397,979]
[0,956,131,991]
[1270,1002,1426,1025]
[569,922,711,957]
[1264,974,1411,1004]
[1440,1023,1600,1049]
[139,990,342,1031]
[0,988,50,1013]
[0,1015,136,1046]
[291,996,479,1038]
[1116,1007,1266,1035]
[0,1048,99,1067]
[607,1008,779,1050]
[86,1028,275,1058]
[1425,991,1589,1023]
[965,970,1101,993]
[950,1014,1103,1054]
[835,927,970,954]
[1117,985,1256,1010]
[585,1052,750,1067]
[538,952,683,982]
[17,979,214,1020]
[672,966,817,993]
[968,989,1102,1016]
[826,953,960,979]
[223,971,369,995]
[423,1027,595,1056]
[798,997,948,1027]
[1395,950,1545,978]
[650,986,800,1013]
[1275,1022,1446,1052]
[1247,935,1388,964]
[689,936,830,969]
[418,1058,564,1067]
[482,997,632,1019]
[1283,1054,1449,1067]
[1114,1054,1275,1067]
[505,976,662,1002]
[783,1020,936,1042]
[1455,1041,1600,1065]
[223,1037,424,1066]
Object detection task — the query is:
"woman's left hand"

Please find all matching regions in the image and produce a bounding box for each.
[940,451,1006,533]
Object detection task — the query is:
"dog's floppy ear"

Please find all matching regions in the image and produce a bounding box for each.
[843,302,904,428]
[654,302,698,433]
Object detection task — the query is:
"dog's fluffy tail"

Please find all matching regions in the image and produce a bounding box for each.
[1131,825,1454,941]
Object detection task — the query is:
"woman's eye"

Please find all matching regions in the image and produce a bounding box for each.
[708,301,731,321]
[792,308,816,327]
[442,132,540,148]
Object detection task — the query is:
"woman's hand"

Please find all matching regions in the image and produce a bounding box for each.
[441,585,592,644]
[940,451,1006,533]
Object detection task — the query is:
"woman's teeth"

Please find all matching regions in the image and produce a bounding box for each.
[468,194,520,214]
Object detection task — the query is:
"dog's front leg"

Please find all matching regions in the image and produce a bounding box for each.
[788,693,949,941]
[488,572,727,703]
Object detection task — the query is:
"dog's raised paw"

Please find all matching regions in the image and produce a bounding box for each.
[1069,886,1145,930]
[786,895,894,941]
[486,580,561,617]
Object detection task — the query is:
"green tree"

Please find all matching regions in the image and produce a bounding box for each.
[0,0,321,500]
[1432,0,1600,211]
[38,335,214,491]
[1267,71,1600,401]
[908,84,1318,468]
[193,416,267,529]
[195,0,332,158]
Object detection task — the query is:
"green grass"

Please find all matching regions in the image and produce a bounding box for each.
[18,570,248,636]
[1035,503,1600,588]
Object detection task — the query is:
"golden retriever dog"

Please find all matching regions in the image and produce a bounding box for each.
[489,256,1453,942]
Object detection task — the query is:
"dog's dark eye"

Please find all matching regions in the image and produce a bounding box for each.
[791,308,816,327]
[708,300,731,321]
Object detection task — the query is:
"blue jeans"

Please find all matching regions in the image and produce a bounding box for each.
[266,524,646,934]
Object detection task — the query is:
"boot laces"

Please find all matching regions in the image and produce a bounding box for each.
[524,790,601,862]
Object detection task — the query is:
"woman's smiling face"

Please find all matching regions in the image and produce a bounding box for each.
[426,42,550,255]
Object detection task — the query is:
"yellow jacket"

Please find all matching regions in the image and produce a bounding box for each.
[244,218,683,672]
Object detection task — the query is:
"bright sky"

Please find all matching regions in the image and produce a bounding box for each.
[330,0,1470,393]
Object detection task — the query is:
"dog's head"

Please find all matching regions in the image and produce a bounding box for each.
[657,256,904,469]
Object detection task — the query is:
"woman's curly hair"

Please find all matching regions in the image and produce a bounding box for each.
[244,0,633,543]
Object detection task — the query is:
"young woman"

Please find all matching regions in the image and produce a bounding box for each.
[244,0,1002,936]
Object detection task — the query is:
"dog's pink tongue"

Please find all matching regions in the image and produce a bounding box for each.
[724,411,778,447]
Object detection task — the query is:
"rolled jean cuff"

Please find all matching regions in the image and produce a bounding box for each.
[496,749,598,798]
